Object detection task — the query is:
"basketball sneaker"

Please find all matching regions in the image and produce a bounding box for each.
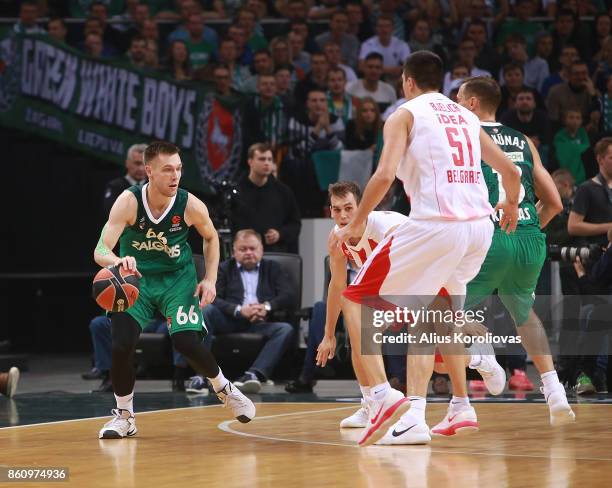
[216,382,256,423]
[542,385,576,426]
[0,367,19,398]
[358,388,410,447]
[340,400,369,428]
[467,342,506,395]
[508,369,534,391]
[98,409,137,439]
[186,375,209,396]
[234,372,262,394]
[431,405,479,437]
[375,414,431,445]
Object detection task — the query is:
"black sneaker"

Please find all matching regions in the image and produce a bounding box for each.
[82,367,105,380]
[285,379,314,393]
[92,373,113,393]
[234,372,262,394]
[593,369,608,394]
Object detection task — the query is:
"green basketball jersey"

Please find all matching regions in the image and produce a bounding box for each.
[119,184,193,274]
[481,122,540,231]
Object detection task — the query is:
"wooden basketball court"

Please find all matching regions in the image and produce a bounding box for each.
[1,401,611,487]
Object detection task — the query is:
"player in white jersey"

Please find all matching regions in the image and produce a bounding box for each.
[315,182,409,430]
[332,51,521,447]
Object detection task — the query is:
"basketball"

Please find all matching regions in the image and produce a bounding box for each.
[92,265,140,312]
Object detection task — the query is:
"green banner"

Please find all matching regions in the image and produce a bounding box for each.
[0,33,244,194]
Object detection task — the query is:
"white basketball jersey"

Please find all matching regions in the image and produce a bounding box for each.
[336,211,408,268]
[396,92,493,221]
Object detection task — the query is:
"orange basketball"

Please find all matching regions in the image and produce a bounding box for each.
[92,265,140,312]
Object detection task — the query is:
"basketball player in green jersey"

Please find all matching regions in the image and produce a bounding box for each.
[450,77,575,428]
[94,141,255,439]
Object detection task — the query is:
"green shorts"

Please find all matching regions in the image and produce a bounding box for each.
[127,264,207,336]
[465,227,546,326]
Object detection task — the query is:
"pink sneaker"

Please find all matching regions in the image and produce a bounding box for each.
[358,388,410,447]
[431,406,479,437]
[508,369,534,391]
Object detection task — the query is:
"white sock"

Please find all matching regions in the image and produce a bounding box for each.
[207,369,229,393]
[541,370,561,391]
[450,396,470,412]
[115,392,134,415]
[371,381,391,401]
[407,396,426,422]
[359,385,371,400]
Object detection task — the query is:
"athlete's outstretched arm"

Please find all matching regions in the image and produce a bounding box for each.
[185,194,219,307]
[316,235,349,366]
[333,109,412,245]
[479,128,521,233]
[529,137,562,229]
[94,191,140,273]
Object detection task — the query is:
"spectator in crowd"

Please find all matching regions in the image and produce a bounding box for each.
[144,39,159,69]
[408,18,447,66]
[47,17,67,44]
[288,30,311,75]
[245,0,267,32]
[216,37,251,92]
[126,34,148,69]
[442,38,491,96]
[593,38,612,94]
[497,62,545,118]
[243,49,274,93]
[201,230,296,393]
[283,0,308,22]
[289,19,320,54]
[308,0,342,20]
[141,19,159,44]
[232,143,301,252]
[568,137,612,246]
[546,60,598,130]
[345,1,374,42]
[111,0,149,35]
[382,78,407,121]
[500,87,552,149]
[103,144,147,215]
[13,0,45,35]
[551,108,590,184]
[372,0,407,40]
[531,31,555,92]
[596,75,612,133]
[168,0,218,48]
[0,367,19,398]
[184,13,215,70]
[499,34,549,93]
[237,7,268,51]
[284,89,344,216]
[327,67,356,124]
[549,8,591,69]
[274,64,295,108]
[464,18,499,76]
[344,97,382,151]
[270,36,291,69]
[88,1,125,52]
[358,15,411,81]
[242,74,289,155]
[84,32,105,58]
[323,41,357,83]
[315,10,360,69]
[346,52,397,112]
[496,0,544,56]
[164,40,192,81]
[544,169,576,247]
[228,24,254,67]
[80,17,118,58]
[592,12,612,62]
[443,61,470,96]
[541,44,579,98]
[212,64,236,97]
[294,52,329,105]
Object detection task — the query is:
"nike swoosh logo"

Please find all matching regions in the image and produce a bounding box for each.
[370,404,384,425]
[448,414,458,423]
[392,424,416,437]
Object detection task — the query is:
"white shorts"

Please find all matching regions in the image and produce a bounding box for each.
[343,217,493,310]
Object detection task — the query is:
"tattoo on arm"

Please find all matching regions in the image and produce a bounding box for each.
[95,224,111,256]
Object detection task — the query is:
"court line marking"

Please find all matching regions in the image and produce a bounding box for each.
[0,402,350,431]
[218,405,612,462]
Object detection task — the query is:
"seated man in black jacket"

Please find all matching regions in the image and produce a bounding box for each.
[201,229,296,393]
[232,143,301,253]
[103,143,147,214]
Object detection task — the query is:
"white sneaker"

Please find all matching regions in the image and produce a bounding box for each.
[358,388,410,447]
[542,385,576,426]
[216,382,256,423]
[98,409,137,439]
[340,400,369,428]
[467,342,506,395]
[376,413,431,445]
[431,405,479,437]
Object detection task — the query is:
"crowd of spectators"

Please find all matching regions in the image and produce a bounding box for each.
[7,0,612,394]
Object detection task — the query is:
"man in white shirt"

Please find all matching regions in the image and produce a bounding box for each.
[442,39,491,95]
[358,15,411,79]
[347,53,397,112]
